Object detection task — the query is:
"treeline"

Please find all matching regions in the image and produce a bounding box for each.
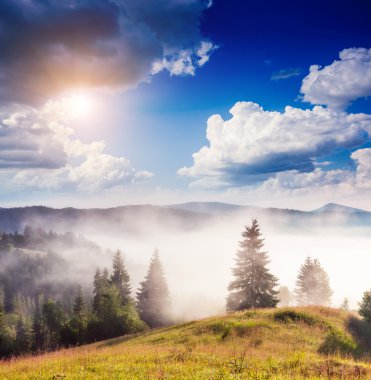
[0,226,99,253]
[1,222,370,358]
[0,228,171,358]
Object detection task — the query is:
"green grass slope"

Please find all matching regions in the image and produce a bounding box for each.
[0,307,370,379]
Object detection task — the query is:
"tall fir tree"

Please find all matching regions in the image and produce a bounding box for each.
[226,219,279,311]
[294,257,332,306]
[278,286,292,307]
[14,317,32,354]
[358,289,371,323]
[110,250,132,305]
[340,298,350,311]
[93,268,102,316]
[60,287,88,347]
[73,286,87,319]
[136,250,171,327]
[93,268,110,318]
[42,299,66,350]
[32,299,46,352]
[0,304,12,357]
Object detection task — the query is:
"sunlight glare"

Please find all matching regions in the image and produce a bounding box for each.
[67,94,93,119]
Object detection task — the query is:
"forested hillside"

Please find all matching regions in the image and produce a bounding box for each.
[0,227,172,357]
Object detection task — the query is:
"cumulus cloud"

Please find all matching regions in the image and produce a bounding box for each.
[271,67,302,81]
[152,41,216,76]
[0,97,153,193]
[0,108,66,169]
[241,147,371,201]
[178,101,370,187]
[0,0,215,104]
[300,48,371,110]
[351,148,371,188]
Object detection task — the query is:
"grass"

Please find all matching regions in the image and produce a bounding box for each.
[0,307,370,379]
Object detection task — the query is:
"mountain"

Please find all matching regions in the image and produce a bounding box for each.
[313,203,368,214]
[168,202,249,214]
[0,202,370,235]
[0,205,211,235]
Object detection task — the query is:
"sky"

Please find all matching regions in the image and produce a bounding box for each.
[1,0,371,210]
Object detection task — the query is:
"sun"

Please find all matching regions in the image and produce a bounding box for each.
[67,94,92,119]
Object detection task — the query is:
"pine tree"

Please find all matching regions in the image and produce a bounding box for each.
[278,286,292,307]
[136,250,171,327]
[61,288,88,347]
[93,268,102,316]
[42,299,66,350]
[110,250,132,305]
[226,219,279,311]
[15,317,31,354]
[340,298,350,311]
[93,268,110,318]
[358,289,371,323]
[90,266,144,340]
[32,300,46,352]
[0,304,12,357]
[73,286,87,319]
[294,257,332,306]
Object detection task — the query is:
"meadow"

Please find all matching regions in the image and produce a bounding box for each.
[0,307,369,379]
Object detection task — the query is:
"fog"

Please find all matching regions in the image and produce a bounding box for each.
[2,205,369,320]
[82,210,371,320]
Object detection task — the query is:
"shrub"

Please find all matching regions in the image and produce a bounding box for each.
[274,310,321,326]
[319,330,358,356]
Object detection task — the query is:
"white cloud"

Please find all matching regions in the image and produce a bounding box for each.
[197,41,216,66]
[0,98,153,193]
[351,148,371,188]
[178,101,370,186]
[271,67,302,81]
[300,48,371,110]
[204,146,371,210]
[151,41,217,76]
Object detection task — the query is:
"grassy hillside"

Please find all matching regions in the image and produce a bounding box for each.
[0,307,370,379]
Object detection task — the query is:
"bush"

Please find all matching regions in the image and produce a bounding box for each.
[319,330,358,356]
[274,310,321,326]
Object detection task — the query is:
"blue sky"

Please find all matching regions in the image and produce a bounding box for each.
[0,0,371,209]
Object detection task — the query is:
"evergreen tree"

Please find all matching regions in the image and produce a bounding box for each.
[73,286,87,319]
[358,289,371,323]
[90,266,144,341]
[136,250,171,327]
[14,317,32,354]
[60,287,88,347]
[294,257,332,306]
[31,300,46,352]
[93,268,110,318]
[278,286,292,307]
[93,268,102,315]
[110,250,132,304]
[42,299,66,350]
[226,219,279,311]
[340,298,350,311]
[0,304,12,357]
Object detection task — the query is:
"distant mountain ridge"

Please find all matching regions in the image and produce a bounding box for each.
[0,204,211,234]
[312,203,367,214]
[0,202,370,234]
